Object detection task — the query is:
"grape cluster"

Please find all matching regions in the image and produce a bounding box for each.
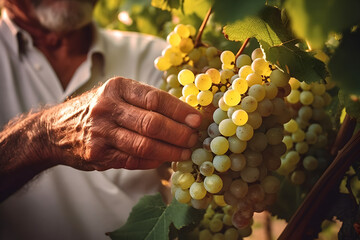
[155,24,294,232]
[193,204,252,240]
[278,78,335,185]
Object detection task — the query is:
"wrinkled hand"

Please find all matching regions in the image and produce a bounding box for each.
[44,77,202,171]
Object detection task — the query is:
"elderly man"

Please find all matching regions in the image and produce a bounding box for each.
[0,0,201,239]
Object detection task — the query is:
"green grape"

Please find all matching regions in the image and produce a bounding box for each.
[204,174,223,193]
[186,94,198,107]
[182,83,199,97]
[228,136,247,154]
[240,96,258,113]
[213,108,228,124]
[251,47,264,60]
[232,77,249,94]
[306,131,318,144]
[227,105,241,119]
[177,160,193,173]
[220,50,235,65]
[298,105,312,121]
[270,69,290,87]
[197,90,213,106]
[212,92,224,108]
[240,166,260,183]
[232,109,248,126]
[195,73,212,91]
[220,69,235,83]
[174,24,190,38]
[191,148,213,165]
[188,48,201,62]
[209,218,224,233]
[266,127,284,145]
[223,214,233,227]
[308,123,323,134]
[284,119,298,133]
[246,72,263,86]
[261,175,280,194]
[248,132,268,152]
[257,99,274,117]
[251,58,271,76]
[206,68,221,84]
[179,38,194,53]
[206,46,218,59]
[178,172,195,189]
[285,150,300,165]
[210,136,229,155]
[311,82,326,95]
[175,188,191,203]
[229,179,248,198]
[238,65,253,79]
[168,87,182,98]
[289,77,301,89]
[291,170,306,185]
[166,74,180,88]
[292,129,306,142]
[154,56,171,71]
[163,47,183,66]
[171,171,182,185]
[178,69,195,86]
[186,24,196,37]
[200,161,215,176]
[213,155,231,172]
[218,97,230,111]
[236,123,254,141]
[219,119,237,137]
[295,141,309,154]
[229,153,246,171]
[299,90,314,105]
[286,89,300,104]
[264,82,279,99]
[223,89,241,106]
[166,31,181,46]
[189,181,207,200]
[303,155,318,171]
[207,122,221,138]
[199,229,212,240]
[300,81,311,90]
[282,135,293,150]
[312,95,325,108]
[236,54,252,68]
[248,84,266,101]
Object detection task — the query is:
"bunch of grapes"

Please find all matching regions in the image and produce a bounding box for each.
[192,204,252,240]
[277,78,336,185]
[155,24,295,231]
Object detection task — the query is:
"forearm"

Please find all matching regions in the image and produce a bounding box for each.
[0,110,56,201]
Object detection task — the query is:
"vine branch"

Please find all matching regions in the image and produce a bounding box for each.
[331,113,357,156]
[194,7,212,47]
[235,37,250,60]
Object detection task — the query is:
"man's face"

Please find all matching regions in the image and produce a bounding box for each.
[30,0,98,32]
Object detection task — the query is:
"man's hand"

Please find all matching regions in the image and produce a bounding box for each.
[45,77,202,171]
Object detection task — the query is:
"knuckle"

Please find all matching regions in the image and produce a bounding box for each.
[133,136,153,158]
[140,112,163,137]
[144,89,160,111]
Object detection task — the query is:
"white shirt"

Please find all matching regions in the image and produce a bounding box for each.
[0,10,168,240]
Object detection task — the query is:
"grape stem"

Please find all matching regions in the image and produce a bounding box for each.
[278,128,360,239]
[235,38,250,60]
[194,7,212,47]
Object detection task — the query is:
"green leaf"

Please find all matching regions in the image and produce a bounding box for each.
[285,0,360,49]
[212,0,265,25]
[328,29,360,96]
[338,90,360,120]
[151,0,182,11]
[223,6,327,83]
[108,194,204,240]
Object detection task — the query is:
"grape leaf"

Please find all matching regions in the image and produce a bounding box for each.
[108,194,204,240]
[328,29,360,96]
[212,0,265,25]
[284,0,360,49]
[338,90,360,120]
[223,6,327,83]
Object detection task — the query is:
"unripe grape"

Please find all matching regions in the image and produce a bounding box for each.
[204,174,223,193]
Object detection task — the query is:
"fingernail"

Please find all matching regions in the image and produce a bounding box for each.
[185,114,201,128]
[188,132,198,147]
[181,149,191,161]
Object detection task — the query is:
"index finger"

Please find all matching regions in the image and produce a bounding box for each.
[111,77,202,128]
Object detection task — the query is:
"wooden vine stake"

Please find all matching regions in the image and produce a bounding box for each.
[278,114,359,239]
